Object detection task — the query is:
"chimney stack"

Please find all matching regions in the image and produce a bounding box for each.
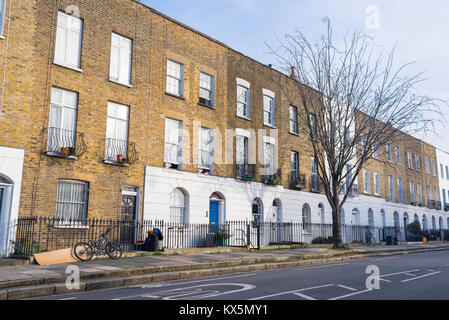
[290,66,296,79]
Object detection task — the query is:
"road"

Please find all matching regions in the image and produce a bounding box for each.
[36,250,449,300]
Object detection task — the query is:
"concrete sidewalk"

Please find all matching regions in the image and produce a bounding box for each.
[0,242,448,300]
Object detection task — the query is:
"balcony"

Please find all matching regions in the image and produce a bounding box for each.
[44,127,87,159]
[339,183,359,197]
[310,175,324,193]
[263,168,282,186]
[103,138,138,166]
[236,164,256,181]
[428,200,442,210]
[444,204,449,212]
[289,173,306,190]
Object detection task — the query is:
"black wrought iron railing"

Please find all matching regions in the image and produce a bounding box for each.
[289,173,306,190]
[310,175,323,193]
[236,164,256,181]
[104,138,138,165]
[263,168,282,185]
[45,127,87,158]
[14,217,447,256]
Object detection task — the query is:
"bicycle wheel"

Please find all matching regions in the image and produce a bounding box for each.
[74,242,94,261]
[105,242,122,259]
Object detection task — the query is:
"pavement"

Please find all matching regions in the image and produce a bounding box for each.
[0,241,448,300]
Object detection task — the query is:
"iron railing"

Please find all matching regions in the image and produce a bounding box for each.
[236,164,256,181]
[45,127,87,158]
[288,173,306,190]
[104,138,138,165]
[13,217,447,257]
[263,168,282,185]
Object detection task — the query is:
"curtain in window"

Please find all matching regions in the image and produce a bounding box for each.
[164,118,181,164]
[56,180,88,221]
[110,33,132,84]
[170,188,186,224]
[199,127,213,169]
[54,12,82,68]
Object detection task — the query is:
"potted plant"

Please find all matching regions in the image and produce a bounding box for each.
[60,146,69,155]
[67,147,75,155]
[215,228,230,246]
[117,154,124,163]
[126,156,131,163]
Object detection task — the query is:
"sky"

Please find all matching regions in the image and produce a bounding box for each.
[143,0,449,153]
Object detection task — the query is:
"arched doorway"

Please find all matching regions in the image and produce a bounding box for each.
[272,199,282,223]
[209,192,226,233]
[393,212,400,230]
[170,188,188,224]
[403,213,409,230]
[0,174,14,256]
[439,217,444,240]
[381,209,386,227]
[368,209,374,228]
[318,203,325,225]
[252,198,263,224]
[351,208,360,225]
[414,214,419,223]
[422,215,428,231]
[431,216,436,230]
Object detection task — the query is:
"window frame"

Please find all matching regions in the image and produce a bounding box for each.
[289,105,298,134]
[164,118,183,168]
[374,172,380,196]
[198,72,214,107]
[198,126,214,172]
[263,95,275,127]
[386,144,392,162]
[53,11,83,71]
[55,179,89,224]
[363,169,370,194]
[109,32,133,86]
[166,59,184,97]
[0,0,6,37]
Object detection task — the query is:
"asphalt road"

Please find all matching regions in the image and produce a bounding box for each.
[36,250,449,300]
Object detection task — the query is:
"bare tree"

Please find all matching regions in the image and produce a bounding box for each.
[269,18,443,248]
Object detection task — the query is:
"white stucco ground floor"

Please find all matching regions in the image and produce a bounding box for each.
[143,166,449,241]
[0,146,25,257]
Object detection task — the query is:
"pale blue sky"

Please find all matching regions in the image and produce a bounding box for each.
[143,0,449,152]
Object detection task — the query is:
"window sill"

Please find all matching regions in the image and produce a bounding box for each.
[165,92,185,100]
[236,114,251,121]
[45,151,78,160]
[198,102,215,109]
[289,131,299,136]
[53,61,83,73]
[103,160,130,167]
[264,123,276,129]
[0,36,4,40]
[109,78,132,88]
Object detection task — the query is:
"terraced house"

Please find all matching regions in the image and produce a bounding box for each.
[0,0,447,256]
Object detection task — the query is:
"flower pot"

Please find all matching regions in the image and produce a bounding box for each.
[117,154,124,163]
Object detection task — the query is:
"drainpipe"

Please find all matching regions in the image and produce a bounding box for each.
[0,0,14,115]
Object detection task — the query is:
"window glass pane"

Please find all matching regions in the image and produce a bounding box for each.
[56,180,88,221]
[54,12,82,68]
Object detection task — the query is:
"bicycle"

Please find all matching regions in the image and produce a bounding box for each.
[73,227,122,261]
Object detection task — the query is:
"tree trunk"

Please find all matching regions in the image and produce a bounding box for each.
[332,206,345,249]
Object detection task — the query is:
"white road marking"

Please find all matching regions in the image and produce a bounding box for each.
[249,284,334,300]
[58,297,76,300]
[329,289,373,300]
[293,292,317,300]
[293,263,349,271]
[401,271,441,283]
[337,285,357,291]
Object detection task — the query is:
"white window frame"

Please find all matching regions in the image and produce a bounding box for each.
[425,156,430,174]
[289,106,298,134]
[166,59,184,97]
[55,179,89,223]
[109,33,132,86]
[105,102,130,162]
[386,144,392,162]
[0,0,6,37]
[291,151,299,179]
[263,89,275,127]
[374,172,380,196]
[388,175,394,202]
[236,79,250,119]
[54,11,83,71]
[170,188,187,224]
[415,154,421,171]
[395,146,401,164]
[363,169,370,194]
[407,152,413,169]
[410,181,415,203]
[417,183,422,205]
[164,118,183,168]
[431,159,436,176]
[398,177,404,204]
[198,126,214,172]
[199,72,214,107]
[48,87,79,153]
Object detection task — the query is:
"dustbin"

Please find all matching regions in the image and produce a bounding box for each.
[386,236,394,245]
[144,233,159,252]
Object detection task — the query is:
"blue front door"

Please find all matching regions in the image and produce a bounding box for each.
[209,201,219,233]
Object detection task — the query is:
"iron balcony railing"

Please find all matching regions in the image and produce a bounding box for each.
[45,127,87,158]
[339,183,359,197]
[263,168,282,185]
[289,173,306,190]
[236,164,256,181]
[310,175,324,193]
[444,204,449,212]
[104,138,138,166]
[427,200,441,210]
